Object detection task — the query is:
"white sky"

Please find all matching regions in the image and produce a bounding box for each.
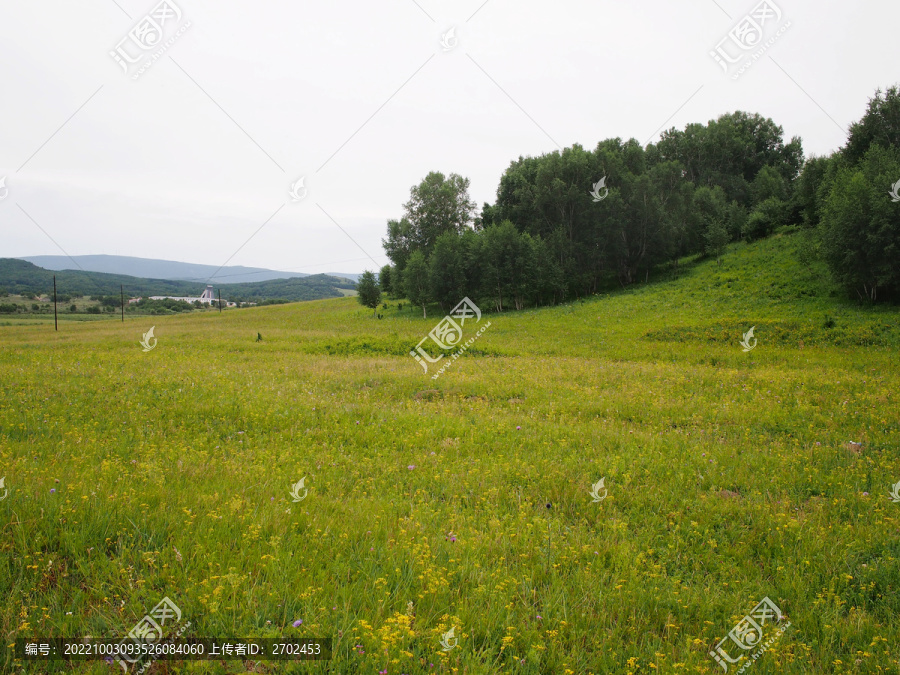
[1,0,896,275]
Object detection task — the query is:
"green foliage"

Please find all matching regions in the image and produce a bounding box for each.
[356,270,381,316]
[704,218,730,263]
[475,201,496,229]
[792,154,835,228]
[692,185,729,255]
[807,84,900,302]
[378,265,394,298]
[401,111,806,306]
[382,172,477,271]
[98,295,121,308]
[751,164,788,205]
[743,197,790,240]
[844,85,900,165]
[428,230,475,312]
[480,221,538,311]
[820,144,900,301]
[382,217,415,273]
[657,110,803,205]
[487,118,802,294]
[402,250,431,318]
[134,297,196,313]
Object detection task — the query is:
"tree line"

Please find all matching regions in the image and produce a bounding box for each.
[0,259,357,305]
[363,84,900,315]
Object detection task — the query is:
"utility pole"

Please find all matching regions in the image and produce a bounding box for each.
[217,289,222,313]
[120,284,125,322]
[53,275,58,331]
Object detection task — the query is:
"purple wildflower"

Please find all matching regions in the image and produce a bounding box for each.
[293,619,303,627]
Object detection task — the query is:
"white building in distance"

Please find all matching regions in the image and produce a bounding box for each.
[149,285,235,307]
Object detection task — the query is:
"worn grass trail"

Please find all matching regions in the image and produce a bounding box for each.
[1,231,898,674]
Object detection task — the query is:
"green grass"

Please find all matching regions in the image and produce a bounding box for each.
[1,231,898,674]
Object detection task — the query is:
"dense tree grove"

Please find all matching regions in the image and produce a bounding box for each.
[806,86,900,301]
[369,86,900,311]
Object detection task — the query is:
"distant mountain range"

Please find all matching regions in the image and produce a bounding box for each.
[0,258,357,303]
[19,255,361,283]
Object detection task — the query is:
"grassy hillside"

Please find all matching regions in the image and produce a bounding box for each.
[0,230,898,674]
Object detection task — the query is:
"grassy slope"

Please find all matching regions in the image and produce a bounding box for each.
[0,231,898,674]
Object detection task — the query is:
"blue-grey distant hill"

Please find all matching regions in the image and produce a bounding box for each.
[0,258,357,303]
[20,255,360,283]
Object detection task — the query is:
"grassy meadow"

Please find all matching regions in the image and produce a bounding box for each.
[1,230,899,674]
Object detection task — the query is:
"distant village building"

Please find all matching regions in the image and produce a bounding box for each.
[148,285,236,307]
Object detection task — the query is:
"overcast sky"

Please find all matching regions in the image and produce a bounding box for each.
[1,0,896,276]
